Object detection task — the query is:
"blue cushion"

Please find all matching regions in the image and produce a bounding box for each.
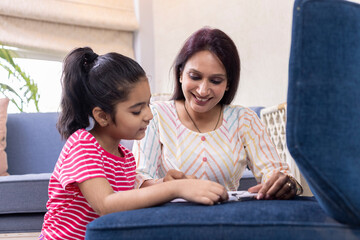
[287,0,360,225]
[0,173,51,232]
[86,198,360,240]
[0,213,45,233]
[0,173,50,214]
[249,106,263,117]
[6,112,65,175]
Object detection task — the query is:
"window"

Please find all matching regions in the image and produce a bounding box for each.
[0,57,62,113]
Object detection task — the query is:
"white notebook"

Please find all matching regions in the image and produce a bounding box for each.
[171,191,257,203]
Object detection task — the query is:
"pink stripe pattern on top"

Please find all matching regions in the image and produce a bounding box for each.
[41,129,136,240]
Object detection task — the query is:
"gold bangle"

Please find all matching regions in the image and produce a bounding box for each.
[287,175,303,196]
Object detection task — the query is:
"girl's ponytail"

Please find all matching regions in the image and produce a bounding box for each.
[57,47,146,140]
[57,47,98,139]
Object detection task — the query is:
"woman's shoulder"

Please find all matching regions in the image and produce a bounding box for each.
[150,100,176,115]
[150,100,174,108]
[223,105,261,122]
[224,104,256,115]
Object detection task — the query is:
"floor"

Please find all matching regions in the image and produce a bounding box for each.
[0,232,40,240]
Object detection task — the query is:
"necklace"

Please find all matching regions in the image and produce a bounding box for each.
[183,101,222,133]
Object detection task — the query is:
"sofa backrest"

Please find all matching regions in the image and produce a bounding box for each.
[5,106,263,175]
[6,112,65,175]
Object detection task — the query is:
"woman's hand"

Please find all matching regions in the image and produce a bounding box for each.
[248,171,297,200]
[141,169,196,188]
[163,169,197,182]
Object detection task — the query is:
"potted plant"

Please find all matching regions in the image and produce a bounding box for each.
[0,45,40,112]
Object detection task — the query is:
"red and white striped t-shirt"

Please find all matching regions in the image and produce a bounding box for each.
[41,129,136,240]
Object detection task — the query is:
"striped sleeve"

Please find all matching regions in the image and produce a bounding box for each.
[239,108,290,183]
[133,104,162,188]
[59,131,106,190]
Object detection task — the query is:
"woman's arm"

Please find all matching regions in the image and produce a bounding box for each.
[132,105,163,187]
[78,177,228,216]
[141,170,197,187]
[241,108,299,199]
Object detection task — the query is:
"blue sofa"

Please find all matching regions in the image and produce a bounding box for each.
[85,0,360,239]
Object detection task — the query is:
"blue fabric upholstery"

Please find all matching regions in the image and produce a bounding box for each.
[86,198,360,240]
[1,113,64,233]
[287,0,360,225]
[85,1,360,238]
[6,112,65,175]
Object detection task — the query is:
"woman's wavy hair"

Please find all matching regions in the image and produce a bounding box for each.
[57,47,146,139]
[171,27,240,105]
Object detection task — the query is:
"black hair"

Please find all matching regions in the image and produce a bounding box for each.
[172,27,240,105]
[57,47,146,139]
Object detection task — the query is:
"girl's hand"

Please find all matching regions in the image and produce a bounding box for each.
[163,169,197,182]
[176,179,228,205]
[248,171,297,200]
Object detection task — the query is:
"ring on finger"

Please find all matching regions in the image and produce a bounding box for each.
[286,182,292,188]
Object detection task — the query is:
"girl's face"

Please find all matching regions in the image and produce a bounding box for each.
[108,78,153,140]
[180,50,228,113]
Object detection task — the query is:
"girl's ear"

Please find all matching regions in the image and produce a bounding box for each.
[92,107,109,127]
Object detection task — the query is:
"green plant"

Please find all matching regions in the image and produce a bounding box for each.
[0,45,40,112]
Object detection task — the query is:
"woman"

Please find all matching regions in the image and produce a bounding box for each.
[133,27,302,200]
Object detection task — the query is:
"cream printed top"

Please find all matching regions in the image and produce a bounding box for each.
[133,101,289,191]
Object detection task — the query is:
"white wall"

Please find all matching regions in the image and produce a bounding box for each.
[135,0,294,108]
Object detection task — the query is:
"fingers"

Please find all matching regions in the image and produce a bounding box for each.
[169,169,186,179]
[256,171,284,200]
[181,180,228,205]
[198,185,228,205]
[256,172,297,200]
[202,181,228,203]
[257,177,277,200]
[265,176,288,199]
[213,184,229,202]
[186,175,197,179]
[201,191,220,205]
[275,181,293,199]
[163,169,186,182]
[248,184,262,193]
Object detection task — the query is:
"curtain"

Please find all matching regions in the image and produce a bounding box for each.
[0,0,138,58]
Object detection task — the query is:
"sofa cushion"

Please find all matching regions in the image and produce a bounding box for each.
[0,213,45,233]
[6,112,65,175]
[0,98,9,176]
[86,197,360,240]
[0,173,50,214]
[287,0,360,225]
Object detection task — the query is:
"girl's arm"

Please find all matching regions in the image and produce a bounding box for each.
[78,177,228,216]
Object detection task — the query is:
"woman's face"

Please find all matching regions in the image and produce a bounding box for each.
[180,50,228,113]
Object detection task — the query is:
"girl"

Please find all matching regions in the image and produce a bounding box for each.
[39,47,228,240]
